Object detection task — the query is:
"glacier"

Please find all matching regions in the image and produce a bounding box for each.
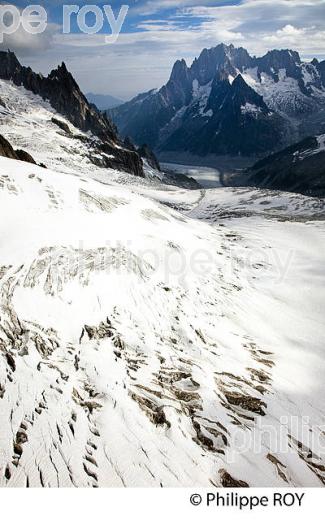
[0,80,325,488]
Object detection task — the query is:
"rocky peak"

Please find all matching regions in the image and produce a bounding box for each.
[208,74,268,117]
[137,143,161,171]
[232,46,253,70]
[256,49,302,81]
[191,44,231,84]
[232,73,246,89]
[0,51,115,140]
[48,62,82,94]
[261,48,301,66]
[110,43,324,157]
[0,51,144,177]
[170,59,190,83]
[48,62,72,82]
[0,50,21,76]
[190,43,253,85]
[59,61,68,73]
[315,59,325,87]
[231,74,269,112]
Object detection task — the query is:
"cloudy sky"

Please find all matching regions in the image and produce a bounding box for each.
[2,0,325,99]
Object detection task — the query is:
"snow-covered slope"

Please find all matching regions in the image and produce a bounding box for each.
[242,65,324,116]
[1,76,325,488]
[1,154,325,487]
[0,79,145,179]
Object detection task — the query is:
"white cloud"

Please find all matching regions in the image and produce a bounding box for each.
[183,0,325,56]
[13,0,325,99]
[0,3,59,56]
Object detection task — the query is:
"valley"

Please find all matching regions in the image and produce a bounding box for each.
[161,163,222,189]
[0,47,325,489]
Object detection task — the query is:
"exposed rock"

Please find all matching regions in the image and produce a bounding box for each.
[138,144,161,171]
[0,51,115,140]
[83,320,114,341]
[123,136,137,152]
[130,392,171,428]
[162,170,202,190]
[98,141,144,177]
[0,51,144,177]
[223,390,266,416]
[0,135,36,164]
[51,117,71,134]
[246,135,325,197]
[219,469,249,488]
[15,149,36,164]
[0,135,17,159]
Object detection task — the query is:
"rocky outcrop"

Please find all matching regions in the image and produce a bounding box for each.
[0,135,17,160]
[51,117,71,134]
[97,142,144,177]
[123,136,137,152]
[255,49,302,82]
[15,149,37,164]
[0,51,144,177]
[246,135,325,197]
[316,60,325,87]
[0,135,36,164]
[138,144,161,171]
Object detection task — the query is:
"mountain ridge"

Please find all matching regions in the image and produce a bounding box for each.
[0,50,144,177]
[246,134,325,196]
[110,43,325,158]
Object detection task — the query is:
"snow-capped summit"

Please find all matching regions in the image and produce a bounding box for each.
[110,44,325,158]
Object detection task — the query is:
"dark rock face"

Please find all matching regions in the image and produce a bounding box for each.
[110,44,325,158]
[164,75,285,156]
[0,135,17,160]
[123,136,137,152]
[124,137,161,172]
[246,135,325,197]
[255,49,301,82]
[97,142,144,178]
[162,171,201,190]
[15,149,37,164]
[138,144,161,171]
[51,117,71,134]
[0,51,144,177]
[0,134,36,164]
[316,60,325,88]
[190,44,253,85]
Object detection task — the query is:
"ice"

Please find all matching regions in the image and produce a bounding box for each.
[1,79,325,488]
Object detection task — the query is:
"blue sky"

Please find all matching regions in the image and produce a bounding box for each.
[2,1,325,99]
[10,1,240,36]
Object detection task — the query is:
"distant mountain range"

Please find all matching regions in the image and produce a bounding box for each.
[110,44,325,158]
[86,92,124,110]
